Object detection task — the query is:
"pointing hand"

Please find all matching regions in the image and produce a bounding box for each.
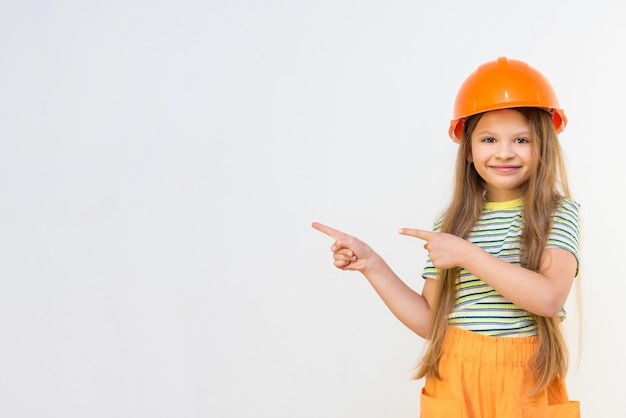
[398,228,469,270]
[312,222,378,273]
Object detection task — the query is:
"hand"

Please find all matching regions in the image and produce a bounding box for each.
[312,222,379,273]
[398,228,469,270]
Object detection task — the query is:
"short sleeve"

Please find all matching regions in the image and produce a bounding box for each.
[547,198,581,276]
[421,219,442,280]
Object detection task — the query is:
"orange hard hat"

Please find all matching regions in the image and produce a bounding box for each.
[448,57,567,143]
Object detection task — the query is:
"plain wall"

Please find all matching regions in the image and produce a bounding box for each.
[1,1,624,417]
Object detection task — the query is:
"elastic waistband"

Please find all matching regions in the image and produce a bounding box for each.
[442,325,537,366]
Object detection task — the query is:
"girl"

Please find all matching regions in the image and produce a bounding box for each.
[312,57,581,417]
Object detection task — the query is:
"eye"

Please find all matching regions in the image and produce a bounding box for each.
[514,137,530,144]
[481,137,496,143]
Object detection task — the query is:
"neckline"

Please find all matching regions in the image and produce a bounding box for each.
[483,198,523,210]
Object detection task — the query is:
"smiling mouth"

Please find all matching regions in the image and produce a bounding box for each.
[490,166,520,173]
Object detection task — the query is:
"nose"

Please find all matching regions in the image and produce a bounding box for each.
[495,141,515,159]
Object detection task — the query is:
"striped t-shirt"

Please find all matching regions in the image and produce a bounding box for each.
[422,198,581,337]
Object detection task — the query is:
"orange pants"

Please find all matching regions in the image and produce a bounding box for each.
[420,326,580,418]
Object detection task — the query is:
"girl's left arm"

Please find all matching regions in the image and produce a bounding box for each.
[458,245,576,317]
[399,228,577,318]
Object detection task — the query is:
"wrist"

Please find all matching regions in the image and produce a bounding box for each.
[363,252,386,277]
[461,240,484,271]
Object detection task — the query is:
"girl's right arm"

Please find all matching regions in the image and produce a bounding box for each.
[312,222,435,339]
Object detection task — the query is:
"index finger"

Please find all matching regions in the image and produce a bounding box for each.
[311,222,348,240]
[398,228,436,241]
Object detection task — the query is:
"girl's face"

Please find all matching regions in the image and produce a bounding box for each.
[468,109,533,201]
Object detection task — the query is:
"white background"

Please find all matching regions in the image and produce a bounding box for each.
[0,1,623,417]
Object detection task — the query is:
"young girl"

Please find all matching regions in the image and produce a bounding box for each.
[312,57,581,417]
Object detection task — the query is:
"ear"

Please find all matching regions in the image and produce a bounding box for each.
[466,150,473,163]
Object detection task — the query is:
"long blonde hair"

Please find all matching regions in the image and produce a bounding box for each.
[416,108,572,393]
